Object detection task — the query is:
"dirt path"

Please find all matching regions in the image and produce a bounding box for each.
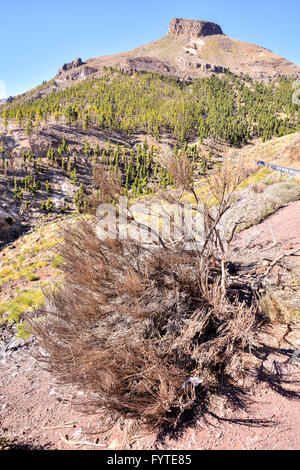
[1,331,299,450]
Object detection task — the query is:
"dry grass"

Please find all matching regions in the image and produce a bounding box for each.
[260,290,300,324]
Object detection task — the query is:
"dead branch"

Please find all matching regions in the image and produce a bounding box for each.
[263,247,300,277]
[42,422,76,430]
[60,434,107,447]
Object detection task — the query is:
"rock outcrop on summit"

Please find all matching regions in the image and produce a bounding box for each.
[57,57,97,81]
[53,17,300,84]
[167,18,224,38]
[58,58,85,74]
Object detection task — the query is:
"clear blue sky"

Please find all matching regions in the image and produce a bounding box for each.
[1,0,299,98]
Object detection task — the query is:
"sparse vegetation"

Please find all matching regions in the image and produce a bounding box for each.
[223,180,300,234]
[0,221,64,333]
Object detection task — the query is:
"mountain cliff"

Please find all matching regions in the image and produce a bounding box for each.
[167,18,224,37]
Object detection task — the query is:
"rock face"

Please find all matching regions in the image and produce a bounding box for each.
[168,18,224,38]
[57,58,97,81]
[0,207,20,247]
[123,57,176,75]
[58,58,84,74]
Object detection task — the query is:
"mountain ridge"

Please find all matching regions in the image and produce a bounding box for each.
[54,18,300,84]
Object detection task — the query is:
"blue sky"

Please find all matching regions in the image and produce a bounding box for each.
[0,0,299,98]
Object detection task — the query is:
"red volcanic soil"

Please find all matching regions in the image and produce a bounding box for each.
[234,200,300,254]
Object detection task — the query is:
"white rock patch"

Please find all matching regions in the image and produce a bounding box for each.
[191,38,205,46]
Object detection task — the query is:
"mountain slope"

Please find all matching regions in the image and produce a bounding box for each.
[55,18,300,83]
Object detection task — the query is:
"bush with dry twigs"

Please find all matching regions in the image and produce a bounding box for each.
[28,154,264,431]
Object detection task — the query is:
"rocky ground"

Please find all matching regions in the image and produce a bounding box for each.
[0,330,299,451]
[0,201,299,451]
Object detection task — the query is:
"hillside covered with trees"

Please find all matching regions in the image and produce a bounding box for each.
[1,69,299,146]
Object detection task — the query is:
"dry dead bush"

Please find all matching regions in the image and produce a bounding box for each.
[252,183,267,194]
[85,165,123,212]
[288,140,300,162]
[28,157,263,431]
[29,220,260,430]
[160,147,197,202]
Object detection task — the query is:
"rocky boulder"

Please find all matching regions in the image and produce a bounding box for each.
[0,208,19,247]
[56,58,98,81]
[123,57,176,75]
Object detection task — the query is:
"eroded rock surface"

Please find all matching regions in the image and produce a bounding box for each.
[167,18,224,38]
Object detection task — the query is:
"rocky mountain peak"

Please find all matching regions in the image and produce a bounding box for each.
[167,18,224,38]
[58,58,84,74]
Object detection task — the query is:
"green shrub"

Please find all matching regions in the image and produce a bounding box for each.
[46,198,54,212]
[51,254,64,269]
[15,322,31,339]
[0,289,44,323]
[27,273,40,282]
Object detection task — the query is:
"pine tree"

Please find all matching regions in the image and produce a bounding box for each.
[45,198,53,212]
[45,181,51,193]
[25,119,33,137]
[83,112,90,131]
